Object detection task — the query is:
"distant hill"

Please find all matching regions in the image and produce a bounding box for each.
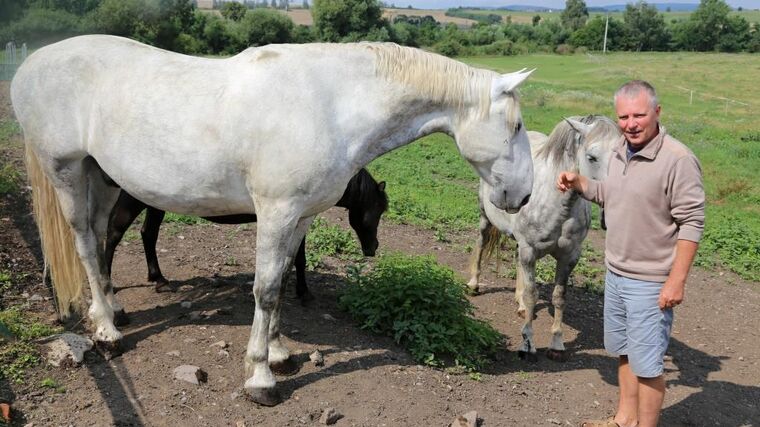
[496,3,700,12]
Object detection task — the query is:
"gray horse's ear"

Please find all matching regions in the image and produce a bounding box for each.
[564,118,594,137]
[378,181,386,192]
[490,68,535,99]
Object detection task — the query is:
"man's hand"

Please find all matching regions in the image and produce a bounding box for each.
[658,278,685,310]
[557,171,586,193]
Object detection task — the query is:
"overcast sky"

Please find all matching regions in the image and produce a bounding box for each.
[393,1,758,9]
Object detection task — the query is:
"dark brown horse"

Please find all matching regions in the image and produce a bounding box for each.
[105,168,387,304]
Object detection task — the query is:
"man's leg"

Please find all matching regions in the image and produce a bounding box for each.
[614,355,639,427]
[637,375,665,427]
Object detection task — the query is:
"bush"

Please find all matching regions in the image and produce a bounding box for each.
[339,253,504,370]
[306,217,362,270]
[555,43,573,54]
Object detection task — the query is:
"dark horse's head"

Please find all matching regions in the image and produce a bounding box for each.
[338,168,388,257]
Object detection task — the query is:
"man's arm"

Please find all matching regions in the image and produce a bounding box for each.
[658,239,699,310]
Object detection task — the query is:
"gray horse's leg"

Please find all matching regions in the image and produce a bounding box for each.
[547,252,579,362]
[517,246,538,362]
[467,213,493,294]
[243,210,303,406]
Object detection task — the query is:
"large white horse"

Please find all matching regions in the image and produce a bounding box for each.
[467,115,620,362]
[12,35,534,405]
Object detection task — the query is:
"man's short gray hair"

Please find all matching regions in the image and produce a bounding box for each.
[614,80,659,109]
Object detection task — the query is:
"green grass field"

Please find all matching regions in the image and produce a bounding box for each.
[368,52,760,281]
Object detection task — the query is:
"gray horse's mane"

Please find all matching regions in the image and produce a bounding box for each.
[535,115,620,170]
[367,43,518,121]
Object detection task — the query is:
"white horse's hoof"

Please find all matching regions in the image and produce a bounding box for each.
[245,386,282,406]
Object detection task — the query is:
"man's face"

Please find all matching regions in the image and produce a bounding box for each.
[615,91,661,148]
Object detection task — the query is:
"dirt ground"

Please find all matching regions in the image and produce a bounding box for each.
[0,81,758,427]
[283,8,477,27]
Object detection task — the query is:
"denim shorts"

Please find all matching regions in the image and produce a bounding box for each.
[604,270,674,378]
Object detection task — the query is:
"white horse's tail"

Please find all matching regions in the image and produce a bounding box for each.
[481,225,509,276]
[25,146,86,318]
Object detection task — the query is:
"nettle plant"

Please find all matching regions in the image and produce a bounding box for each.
[339,252,504,371]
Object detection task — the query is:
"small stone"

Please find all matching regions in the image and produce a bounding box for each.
[180,301,192,309]
[166,350,180,357]
[310,350,324,367]
[45,333,94,367]
[29,294,44,302]
[178,235,185,240]
[321,314,336,321]
[319,407,342,425]
[218,350,229,358]
[189,311,202,321]
[739,357,745,361]
[235,421,246,427]
[210,340,228,349]
[173,365,208,385]
[547,418,562,425]
[450,410,478,427]
[230,391,240,400]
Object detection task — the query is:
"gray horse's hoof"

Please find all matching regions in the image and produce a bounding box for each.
[518,350,538,363]
[546,349,567,362]
[246,386,282,406]
[270,357,299,376]
[113,309,130,327]
[95,339,123,360]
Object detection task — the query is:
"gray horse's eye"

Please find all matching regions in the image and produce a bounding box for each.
[587,154,598,163]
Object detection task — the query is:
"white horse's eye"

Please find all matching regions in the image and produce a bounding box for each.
[515,122,523,133]
[587,154,598,163]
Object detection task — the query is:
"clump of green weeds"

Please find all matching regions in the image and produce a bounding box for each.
[305,217,362,270]
[0,304,63,384]
[339,253,504,371]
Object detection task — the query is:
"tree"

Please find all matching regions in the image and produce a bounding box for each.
[221,1,248,20]
[311,0,384,42]
[235,8,293,46]
[621,1,669,51]
[673,0,750,51]
[532,14,541,26]
[561,0,588,32]
[570,15,624,50]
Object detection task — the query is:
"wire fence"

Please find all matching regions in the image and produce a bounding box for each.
[1,42,28,81]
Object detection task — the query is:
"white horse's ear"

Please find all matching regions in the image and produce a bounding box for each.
[490,68,535,99]
[564,118,595,137]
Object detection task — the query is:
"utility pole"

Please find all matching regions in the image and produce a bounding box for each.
[603,13,609,54]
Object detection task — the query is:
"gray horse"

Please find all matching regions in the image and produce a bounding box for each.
[468,115,621,362]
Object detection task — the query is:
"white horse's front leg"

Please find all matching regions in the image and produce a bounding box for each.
[517,247,538,362]
[267,215,314,376]
[243,211,301,406]
[467,214,492,294]
[547,253,579,362]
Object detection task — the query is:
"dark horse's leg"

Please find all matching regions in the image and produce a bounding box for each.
[141,207,170,292]
[105,191,148,325]
[294,238,314,305]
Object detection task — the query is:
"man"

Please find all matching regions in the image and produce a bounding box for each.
[557,80,705,427]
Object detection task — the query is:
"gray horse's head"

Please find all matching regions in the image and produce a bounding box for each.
[564,116,621,182]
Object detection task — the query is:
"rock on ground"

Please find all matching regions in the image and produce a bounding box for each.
[44,333,94,367]
[173,365,208,385]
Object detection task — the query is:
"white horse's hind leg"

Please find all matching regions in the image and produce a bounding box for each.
[267,215,314,376]
[547,253,579,362]
[46,159,122,346]
[517,246,538,362]
[467,214,492,294]
[243,210,301,406]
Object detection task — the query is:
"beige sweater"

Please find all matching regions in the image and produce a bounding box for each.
[581,126,705,282]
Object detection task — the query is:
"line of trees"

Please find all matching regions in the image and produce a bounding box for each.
[1,0,758,57]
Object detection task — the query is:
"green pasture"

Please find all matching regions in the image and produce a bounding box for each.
[368,52,759,281]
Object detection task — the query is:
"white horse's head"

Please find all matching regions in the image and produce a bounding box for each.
[564,116,621,182]
[455,69,534,213]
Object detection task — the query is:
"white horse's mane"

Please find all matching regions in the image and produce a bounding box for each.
[536,115,619,171]
[366,43,515,120]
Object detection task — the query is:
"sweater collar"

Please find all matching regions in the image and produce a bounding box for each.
[615,124,666,161]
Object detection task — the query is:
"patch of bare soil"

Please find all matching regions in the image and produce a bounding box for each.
[282,8,477,27]
[1,82,758,427]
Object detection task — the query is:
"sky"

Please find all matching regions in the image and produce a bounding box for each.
[393,1,759,9]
